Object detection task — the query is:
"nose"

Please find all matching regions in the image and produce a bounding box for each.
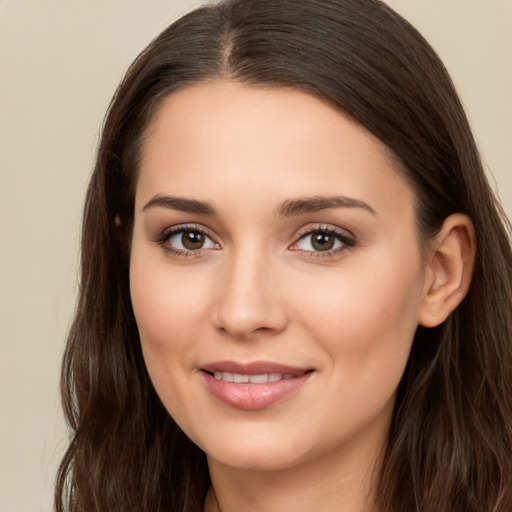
[212,249,288,340]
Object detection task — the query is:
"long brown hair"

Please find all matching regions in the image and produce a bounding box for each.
[55,1,512,511]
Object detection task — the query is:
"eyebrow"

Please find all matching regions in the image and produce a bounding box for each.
[142,194,377,217]
[276,195,377,217]
[142,195,216,215]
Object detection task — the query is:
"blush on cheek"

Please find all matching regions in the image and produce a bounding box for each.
[130,266,211,360]
[299,261,421,358]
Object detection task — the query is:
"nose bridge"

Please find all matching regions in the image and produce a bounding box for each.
[213,242,286,339]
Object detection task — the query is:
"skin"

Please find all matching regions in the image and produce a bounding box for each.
[129,81,474,512]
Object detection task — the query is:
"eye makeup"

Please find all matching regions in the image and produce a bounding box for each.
[152,223,220,258]
[152,221,356,261]
[289,224,356,260]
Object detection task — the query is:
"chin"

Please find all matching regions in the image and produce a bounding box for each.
[207,443,309,472]
[191,423,314,472]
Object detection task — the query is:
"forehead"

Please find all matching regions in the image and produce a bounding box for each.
[137,80,414,221]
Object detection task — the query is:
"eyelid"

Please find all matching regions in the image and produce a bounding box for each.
[152,223,215,242]
[289,224,356,255]
[152,222,355,259]
[153,223,221,257]
[293,223,355,241]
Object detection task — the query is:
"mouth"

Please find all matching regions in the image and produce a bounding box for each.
[200,361,315,410]
[209,371,306,384]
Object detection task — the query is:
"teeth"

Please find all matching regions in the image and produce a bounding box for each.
[233,373,250,383]
[212,372,299,383]
[249,374,268,384]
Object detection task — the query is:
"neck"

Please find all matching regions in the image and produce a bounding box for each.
[204,427,386,512]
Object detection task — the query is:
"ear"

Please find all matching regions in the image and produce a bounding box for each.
[418,214,476,328]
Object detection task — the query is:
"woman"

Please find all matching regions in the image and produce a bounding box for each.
[55,0,512,511]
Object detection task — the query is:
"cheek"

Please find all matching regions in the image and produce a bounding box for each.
[129,246,211,379]
[129,250,218,438]
[287,252,424,446]
[291,248,424,380]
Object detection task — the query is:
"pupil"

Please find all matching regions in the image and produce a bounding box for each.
[312,232,334,251]
[182,231,204,250]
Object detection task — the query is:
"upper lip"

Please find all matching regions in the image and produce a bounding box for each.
[201,360,311,375]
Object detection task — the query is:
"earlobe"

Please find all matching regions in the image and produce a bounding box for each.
[418,214,476,328]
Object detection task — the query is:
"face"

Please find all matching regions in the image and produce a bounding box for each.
[130,81,428,473]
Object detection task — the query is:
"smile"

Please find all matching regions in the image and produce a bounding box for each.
[200,361,314,410]
[212,372,302,383]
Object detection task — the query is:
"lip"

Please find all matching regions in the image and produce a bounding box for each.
[200,360,314,410]
[201,360,310,375]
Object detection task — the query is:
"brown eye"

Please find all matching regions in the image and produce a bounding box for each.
[165,228,218,253]
[181,230,205,250]
[311,232,335,251]
[292,228,355,254]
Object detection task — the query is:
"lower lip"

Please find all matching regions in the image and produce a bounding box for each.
[201,371,313,410]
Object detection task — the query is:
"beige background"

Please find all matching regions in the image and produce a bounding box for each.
[0,1,510,511]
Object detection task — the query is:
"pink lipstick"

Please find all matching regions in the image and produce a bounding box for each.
[200,360,314,410]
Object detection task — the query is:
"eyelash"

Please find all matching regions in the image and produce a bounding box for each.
[153,224,356,259]
[291,226,356,259]
[153,224,219,258]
